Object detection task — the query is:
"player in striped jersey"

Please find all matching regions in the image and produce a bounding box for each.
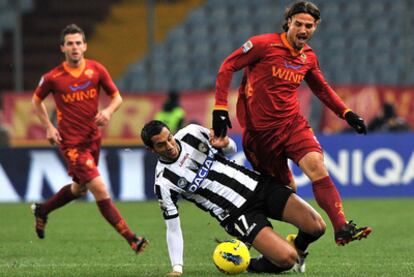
[141,120,326,275]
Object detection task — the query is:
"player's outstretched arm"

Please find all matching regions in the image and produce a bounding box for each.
[165,217,184,276]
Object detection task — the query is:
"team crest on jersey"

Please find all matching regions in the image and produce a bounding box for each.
[177,178,188,189]
[198,143,208,153]
[300,53,307,62]
[84,69,94,78]
[241,40,253,53]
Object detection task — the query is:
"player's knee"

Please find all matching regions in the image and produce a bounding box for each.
[311,215,326,238]
[76,186,88,197]
[274,248,297,269]
[71,183,87,197]
[315,218,327,238]
[283,249,298,268]
[308,162,327,177]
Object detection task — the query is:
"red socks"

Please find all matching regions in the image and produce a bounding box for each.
[312,176,347,233]
[41,184,77,215]
[97,198,136,244]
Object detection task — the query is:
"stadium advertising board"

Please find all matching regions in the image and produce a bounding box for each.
[1,89,311,146]
[0,133,413,202]
[320,85,414,133]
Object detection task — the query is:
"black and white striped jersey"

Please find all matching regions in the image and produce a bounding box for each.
[154,124,260,224]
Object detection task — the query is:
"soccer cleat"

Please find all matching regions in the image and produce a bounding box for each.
[287,234,308,273]
[31,203,48,239]
[335,220,372,246]
[131,235,149,254]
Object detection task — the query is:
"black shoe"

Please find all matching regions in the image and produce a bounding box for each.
[130,235,148,254]
[31,203,47,239]
[335,220,372,246]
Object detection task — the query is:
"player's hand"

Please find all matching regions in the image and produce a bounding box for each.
[209,129,230,148]
[345,111,367,134]
[212,109,232,137]
[167,265,183,276]
[46,125,62,145]
[95,109,111,127]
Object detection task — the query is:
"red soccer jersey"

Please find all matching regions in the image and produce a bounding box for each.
[33,59,119,145]
[215,32,348,131]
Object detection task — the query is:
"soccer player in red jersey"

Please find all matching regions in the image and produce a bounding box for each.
[31,24,148,253]
[212,1,372,246]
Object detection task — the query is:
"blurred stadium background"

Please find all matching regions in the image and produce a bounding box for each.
[0,0,413,206]
[0,1,413,276]
[1,0,413,197]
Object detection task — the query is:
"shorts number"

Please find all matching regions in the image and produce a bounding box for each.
[234,215,250,237]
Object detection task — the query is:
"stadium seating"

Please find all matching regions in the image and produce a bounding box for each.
[0,0,412,93]
[0,0,120,92]
[117,0,413,92]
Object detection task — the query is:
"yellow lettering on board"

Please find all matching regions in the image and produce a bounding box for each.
[106,97,154,137]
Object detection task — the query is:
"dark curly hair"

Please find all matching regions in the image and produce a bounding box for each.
[141,120,169,148]
[282,1,321,32]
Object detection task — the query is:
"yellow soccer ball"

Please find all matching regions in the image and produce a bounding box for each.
[213,239,250,275]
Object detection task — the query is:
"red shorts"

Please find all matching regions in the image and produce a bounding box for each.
[59,140,101,185]
[242,115,322,185]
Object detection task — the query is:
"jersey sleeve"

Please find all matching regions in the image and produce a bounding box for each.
[96,62,119,97]
[165,216,184,271]
[154,180,180,220]
[305,58,348,118]
[215,36,266,109]
[33,74,53,101]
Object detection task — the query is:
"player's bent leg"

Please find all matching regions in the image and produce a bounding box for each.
[86,176,110,201]
[248,227,297,273]
[282,194,325,273]
[282,194,326,237]
[30,182,79,239]
[71,182,88,197]
[87,176,147,253]
[299,152,349,236]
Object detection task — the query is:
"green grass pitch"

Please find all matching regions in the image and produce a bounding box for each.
[0,199,413,276]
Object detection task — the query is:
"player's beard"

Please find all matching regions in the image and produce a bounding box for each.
[68,52,83,65]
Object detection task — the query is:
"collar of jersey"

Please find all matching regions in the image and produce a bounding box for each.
[280,32,304,57]
[159,140,182,164]
[63,59,86,78]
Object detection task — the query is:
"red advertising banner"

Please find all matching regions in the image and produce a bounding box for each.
[2,87,312,146]
[319,86,414,133]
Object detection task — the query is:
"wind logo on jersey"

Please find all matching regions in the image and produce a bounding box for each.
[61,88,97,103]
[69,80,91,92]
[241,40,253,53]
[272,66,304,84]
[284,61,302,70]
